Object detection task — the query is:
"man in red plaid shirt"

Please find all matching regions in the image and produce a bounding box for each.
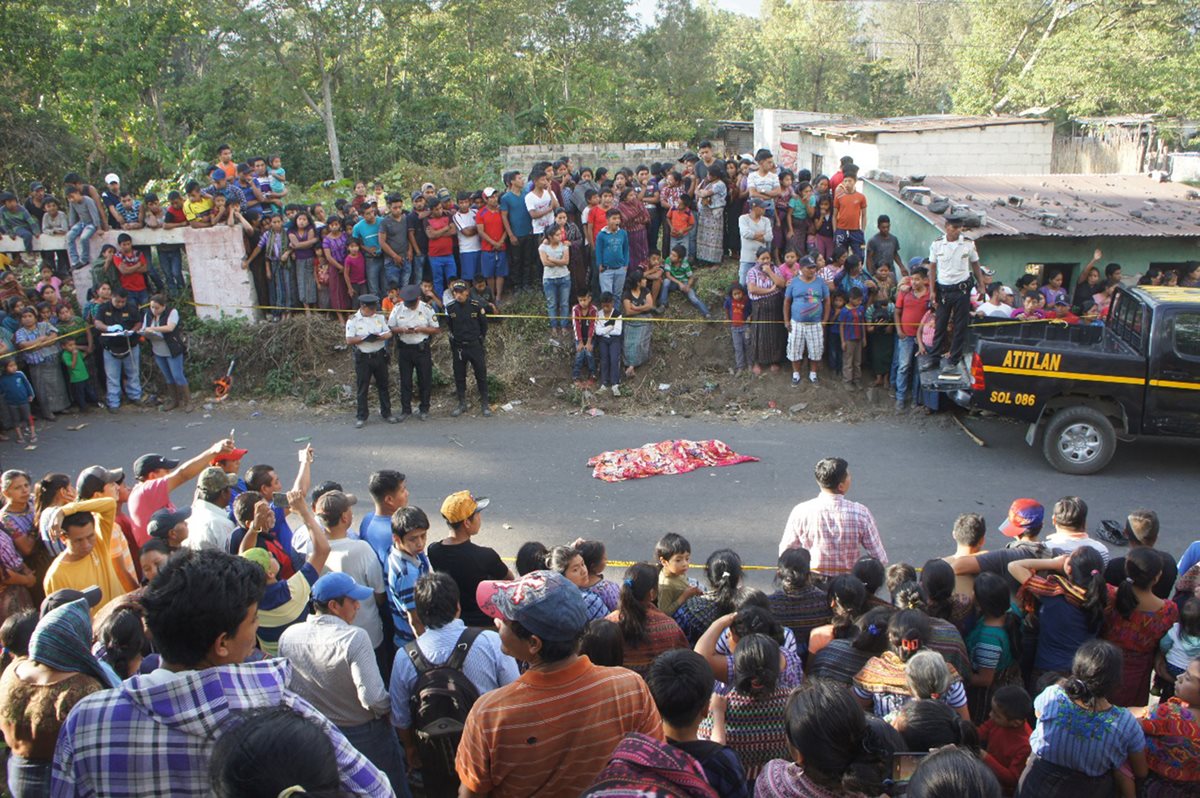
[778,457,888,577]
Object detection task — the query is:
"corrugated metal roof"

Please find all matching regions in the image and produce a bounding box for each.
[867,174,1200,240]
[783,114,1049,137]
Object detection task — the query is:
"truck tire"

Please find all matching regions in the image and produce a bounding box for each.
[1042,406,1117,475]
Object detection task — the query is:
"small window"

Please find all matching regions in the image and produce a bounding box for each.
[1109,291,1145,352]
[1174,312,1200,358]
[811,155,824,179]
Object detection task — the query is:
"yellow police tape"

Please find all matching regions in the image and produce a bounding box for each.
[498,556,867,574]
[0,296,1068,364]
[187,299,1071,329]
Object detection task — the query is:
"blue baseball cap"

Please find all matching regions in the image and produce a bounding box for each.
[311,572,374,603]
[908,256,930,270]
[477,570,588,642]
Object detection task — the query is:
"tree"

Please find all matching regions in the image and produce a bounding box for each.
[953,0,1200,118]
[229,0,384,180]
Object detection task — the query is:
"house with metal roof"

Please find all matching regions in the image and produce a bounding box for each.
[861,173,1200,288]
[778,114,1055,179]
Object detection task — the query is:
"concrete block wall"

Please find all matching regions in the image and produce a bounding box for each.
[499,142,688,173]
[873,123,1054,176]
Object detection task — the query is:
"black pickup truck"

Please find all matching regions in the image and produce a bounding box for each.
[950,285,1200,474]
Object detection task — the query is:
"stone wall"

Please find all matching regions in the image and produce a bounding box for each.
[499,142,689,173]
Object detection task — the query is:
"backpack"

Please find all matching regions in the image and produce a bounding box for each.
[404,627,483,785]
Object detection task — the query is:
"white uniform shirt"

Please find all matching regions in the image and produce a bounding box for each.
[387,301,437,345]
[345,311,390,353]
[929,236,979,285]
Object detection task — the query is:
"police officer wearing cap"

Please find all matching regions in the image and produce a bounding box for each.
[345,293,399,428]
[926,215,986,378]
[387,284,439,420]
[444,280,490,417]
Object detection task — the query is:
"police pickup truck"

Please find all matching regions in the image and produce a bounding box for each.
[948,286,1200,474]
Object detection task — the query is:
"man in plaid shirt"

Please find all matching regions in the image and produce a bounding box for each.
[50,549,394,797]
[778,457,888,577]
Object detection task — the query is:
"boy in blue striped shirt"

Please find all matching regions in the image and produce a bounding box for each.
[387,506,431,647]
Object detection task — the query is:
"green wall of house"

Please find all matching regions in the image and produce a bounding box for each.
[862,181,1200,287]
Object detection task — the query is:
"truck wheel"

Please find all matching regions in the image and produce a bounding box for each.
[1042,406,1117,475]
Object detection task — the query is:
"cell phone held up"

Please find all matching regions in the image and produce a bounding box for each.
[271,493,290,510]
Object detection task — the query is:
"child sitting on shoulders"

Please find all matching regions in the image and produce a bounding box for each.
[656,533,701,615]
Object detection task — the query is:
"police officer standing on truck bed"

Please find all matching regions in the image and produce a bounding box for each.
[925,214,986,379]
[444,279,491,417]
[345,293,399,428]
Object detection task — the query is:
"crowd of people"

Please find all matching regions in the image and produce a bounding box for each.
[0,450,1195,797]
[7,143,1197,428]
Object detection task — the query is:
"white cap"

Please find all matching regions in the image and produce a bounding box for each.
[482,187,497,198]
[104,173,120,185]
[1000,285,1014,296]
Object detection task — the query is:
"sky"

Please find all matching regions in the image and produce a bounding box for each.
[630,0,760,26]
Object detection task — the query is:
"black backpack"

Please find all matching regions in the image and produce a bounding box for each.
[404,627,483,786]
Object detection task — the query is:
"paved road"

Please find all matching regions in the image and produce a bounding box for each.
[9,409,1198,586]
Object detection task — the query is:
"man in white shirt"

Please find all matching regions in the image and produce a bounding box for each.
[1044,496,1110,564]
[927,215,986,378]
[344,293,398,429]
[453,192,481,282]
[314,490,388,672]
[737,199,773,285]
[278,572,408,795]
[387,285,440,419]
[975,282,1014,319]
[186,468,236,552]
[524,171,558,240]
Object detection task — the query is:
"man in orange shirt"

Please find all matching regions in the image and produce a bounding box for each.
[833,166,868,264]
[455,570,663,798]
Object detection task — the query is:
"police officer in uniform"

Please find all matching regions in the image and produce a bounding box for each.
[444,280,491,417]
[344,293,399,428]
[925,215,986,378]
[387,284,439,420]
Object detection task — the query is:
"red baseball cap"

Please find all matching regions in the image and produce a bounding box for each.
[999,498,1045,537]
[210,448,248,465]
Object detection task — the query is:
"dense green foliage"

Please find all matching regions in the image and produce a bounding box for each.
[2,0,1196,192]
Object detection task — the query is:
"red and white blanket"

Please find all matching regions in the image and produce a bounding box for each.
[587,439,758,483]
